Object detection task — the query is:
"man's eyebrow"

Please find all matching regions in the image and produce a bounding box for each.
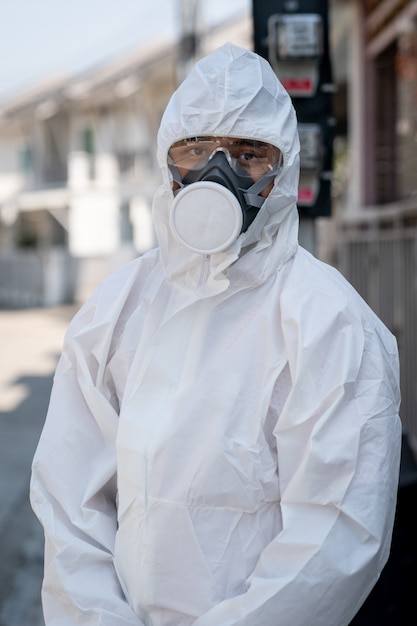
[232,139,268,148]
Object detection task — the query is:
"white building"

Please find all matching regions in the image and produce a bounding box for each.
[0,13,252,306]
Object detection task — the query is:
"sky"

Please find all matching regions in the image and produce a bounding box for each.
[0,0,251,100]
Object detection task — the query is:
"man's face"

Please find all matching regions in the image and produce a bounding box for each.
[168,136,281,197]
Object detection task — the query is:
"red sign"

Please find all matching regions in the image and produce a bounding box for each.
[298,187,315,205]
[282,78,314,95]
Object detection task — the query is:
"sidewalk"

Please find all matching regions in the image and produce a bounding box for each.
[0,305,77,626]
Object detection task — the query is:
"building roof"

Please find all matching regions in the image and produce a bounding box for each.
[0,38,178,120]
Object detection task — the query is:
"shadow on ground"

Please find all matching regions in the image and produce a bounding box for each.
[350,435,417,625]
[0,370,54,626]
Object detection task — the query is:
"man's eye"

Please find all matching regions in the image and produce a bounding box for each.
[191,147,205,157]
[181,145,205,159]
[239,152,258,162]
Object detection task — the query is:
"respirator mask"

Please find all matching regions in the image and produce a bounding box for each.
[168,136,282,255]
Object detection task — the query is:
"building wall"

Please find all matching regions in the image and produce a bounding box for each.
[338,0,417,459]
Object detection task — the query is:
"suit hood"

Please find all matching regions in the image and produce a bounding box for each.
[153,42,300,293]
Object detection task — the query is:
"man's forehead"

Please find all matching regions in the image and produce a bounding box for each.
[173,136,273,148]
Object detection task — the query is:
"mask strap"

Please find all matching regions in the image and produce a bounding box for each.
[168,163,184,189]
[242,170,278,208]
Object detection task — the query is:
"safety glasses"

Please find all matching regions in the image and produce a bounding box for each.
[168,136,282,180]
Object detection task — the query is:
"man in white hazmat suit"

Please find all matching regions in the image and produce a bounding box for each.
[30,43,402,626]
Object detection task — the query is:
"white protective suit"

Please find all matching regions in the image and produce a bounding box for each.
[31,43,402,626]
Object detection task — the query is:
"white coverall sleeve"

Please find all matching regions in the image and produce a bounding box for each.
[30,329,144,626]
[193,297,402,626]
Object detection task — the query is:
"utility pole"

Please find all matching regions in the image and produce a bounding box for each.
[177,0,200,84]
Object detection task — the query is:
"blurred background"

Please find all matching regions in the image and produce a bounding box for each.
[0,0,417,624]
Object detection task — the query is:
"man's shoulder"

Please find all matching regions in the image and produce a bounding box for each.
[67,248,161,336]
[102,248,159,290]
[286,246,356,303]
[283,246,396,347]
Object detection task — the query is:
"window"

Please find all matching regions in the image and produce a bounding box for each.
[396,17,417,200]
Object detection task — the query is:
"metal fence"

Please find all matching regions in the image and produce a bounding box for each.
[0,247,73,308]
[338,208,417,459]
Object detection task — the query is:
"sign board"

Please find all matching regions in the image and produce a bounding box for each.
[253,0,334,217]
[271,14,323,59]
[298,123,323,171]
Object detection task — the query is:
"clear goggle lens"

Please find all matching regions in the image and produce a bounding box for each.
[168,136,282,180]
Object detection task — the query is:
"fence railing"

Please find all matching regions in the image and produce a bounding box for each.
[0,247,74,308]
[338,203,417,460]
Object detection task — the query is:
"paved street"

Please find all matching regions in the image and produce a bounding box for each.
[0,306,77,626]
